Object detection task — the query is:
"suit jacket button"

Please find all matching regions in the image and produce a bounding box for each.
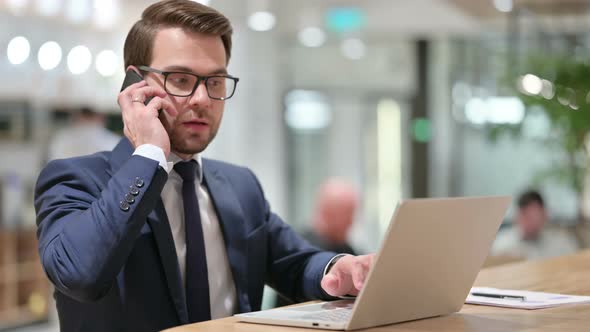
[120,201,130,211]
[125,193,135,204]
[129,185,140,196]
[134,177,144,188]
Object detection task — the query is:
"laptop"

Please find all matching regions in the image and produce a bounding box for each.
[235,196,511,330]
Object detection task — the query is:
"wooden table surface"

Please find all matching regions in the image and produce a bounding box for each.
[164,250,590,331]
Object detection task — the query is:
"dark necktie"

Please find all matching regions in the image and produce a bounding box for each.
[174,161,211,323]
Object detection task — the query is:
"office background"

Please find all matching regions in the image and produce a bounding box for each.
[1,0,589,330]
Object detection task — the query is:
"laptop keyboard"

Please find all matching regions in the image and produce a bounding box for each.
[301,309,352,322]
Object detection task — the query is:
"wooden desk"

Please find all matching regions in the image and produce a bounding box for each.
[165,250,590,331]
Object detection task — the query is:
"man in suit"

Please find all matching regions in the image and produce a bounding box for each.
[34,1,373,331]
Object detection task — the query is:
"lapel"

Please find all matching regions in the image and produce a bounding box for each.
[107,138,188,324]
[202,159,251,313]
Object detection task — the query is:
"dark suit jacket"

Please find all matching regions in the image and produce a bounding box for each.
[34,138,336,332]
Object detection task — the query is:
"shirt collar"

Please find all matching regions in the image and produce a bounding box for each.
[168,153,203,184]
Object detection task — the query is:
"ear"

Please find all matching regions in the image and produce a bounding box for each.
[126,65,143,77]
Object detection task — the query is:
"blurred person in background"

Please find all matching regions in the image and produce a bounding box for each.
[276,178,359,307]
[492,190,579,260]
[34,1,374,331]
[47,106,120,160]
[304,178,359,255]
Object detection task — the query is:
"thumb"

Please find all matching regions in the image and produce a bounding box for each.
[321,273,341,297]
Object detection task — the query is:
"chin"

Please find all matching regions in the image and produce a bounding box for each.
[174,143,209,155]
[170,133,211,154]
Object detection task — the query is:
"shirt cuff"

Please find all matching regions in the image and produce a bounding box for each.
[133,144,172,173]
[323,254,351,276]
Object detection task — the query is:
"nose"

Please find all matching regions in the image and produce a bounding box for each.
[188,80,211,108]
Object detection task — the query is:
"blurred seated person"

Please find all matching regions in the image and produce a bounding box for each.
[48,106,120,160]
[303,179,359,255]
[491,190,579,260]
[275,179,358,307]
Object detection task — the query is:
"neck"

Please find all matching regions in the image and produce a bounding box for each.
[521,229,541,241]
[316,226,345,244]
[173,150,194,161]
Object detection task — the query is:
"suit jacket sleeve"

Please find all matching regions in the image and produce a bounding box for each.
[34,155,167,302]
[244,168,337,302]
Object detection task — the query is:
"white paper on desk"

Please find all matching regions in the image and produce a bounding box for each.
[466,287,590,309]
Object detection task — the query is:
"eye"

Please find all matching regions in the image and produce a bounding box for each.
[208,77,224,87]
[172,77,188,84]
[168,73,193,86]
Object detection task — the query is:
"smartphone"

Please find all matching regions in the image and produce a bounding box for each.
[120,69,154,105]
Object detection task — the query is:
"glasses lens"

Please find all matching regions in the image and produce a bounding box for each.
[206,77,236,99]
[165,73,198,96]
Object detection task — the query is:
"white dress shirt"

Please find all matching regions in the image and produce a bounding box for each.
[134,144,237,319]
[492,226,579,260]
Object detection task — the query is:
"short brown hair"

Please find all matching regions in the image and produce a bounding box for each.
[123,0,233,68]
[518,190,544,208]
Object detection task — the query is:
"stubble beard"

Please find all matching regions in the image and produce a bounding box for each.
[169,127,218,156]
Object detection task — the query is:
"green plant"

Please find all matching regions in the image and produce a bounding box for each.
[488,56,590,204]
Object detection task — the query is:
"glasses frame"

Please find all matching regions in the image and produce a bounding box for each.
[138,65,239,100]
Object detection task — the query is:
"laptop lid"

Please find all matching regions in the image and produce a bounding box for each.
[346,196,510,330]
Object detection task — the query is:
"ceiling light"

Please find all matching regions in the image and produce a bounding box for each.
[248,11,276,32]
[298,27,326,48]
[285,90,331,130]
[67,45,92,74]
[95,50,118,77]
[341,38,366,60]
[7,36,30,65]
[520,74,543,95]
[541,80,555,99]
[38,41,62,70]
[465,97,525,125]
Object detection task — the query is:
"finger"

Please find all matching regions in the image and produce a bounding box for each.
[321,274,339,295]
[129,86,168,107]
[351,255,373,291]
[147,97,178,117]
[351,261,369,291]
[118,81,147,109]
[323,262,359,297]
[137,86,167,100]
[321,273,341,297]
[121,80,147,94]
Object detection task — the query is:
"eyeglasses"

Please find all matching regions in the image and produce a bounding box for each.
[138,65,239,100]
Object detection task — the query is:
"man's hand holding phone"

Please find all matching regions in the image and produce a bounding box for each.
[117,70,177,157]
